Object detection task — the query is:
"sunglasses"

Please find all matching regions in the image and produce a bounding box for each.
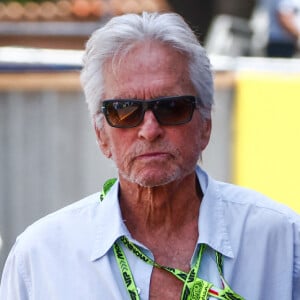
[100,95,201,128]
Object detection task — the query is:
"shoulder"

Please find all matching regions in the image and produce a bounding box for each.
[27,192,100,228]
[198,166,299,225]
[216,180,300,233]
[218,180,298,214]
[13,193,101,255]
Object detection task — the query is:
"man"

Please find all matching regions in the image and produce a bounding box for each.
[266,0,300,57]
[1,12,300,299]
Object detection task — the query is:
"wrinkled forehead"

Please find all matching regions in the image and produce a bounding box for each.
[101,41,195,100]
[103,40,190,77]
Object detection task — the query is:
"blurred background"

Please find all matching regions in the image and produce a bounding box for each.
[1,0,300,276]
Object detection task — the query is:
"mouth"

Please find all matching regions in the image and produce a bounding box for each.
[136,152,171,160]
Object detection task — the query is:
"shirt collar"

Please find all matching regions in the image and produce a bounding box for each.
[196,166,234,258]
[90,166,234,261]
[90,182,129,261]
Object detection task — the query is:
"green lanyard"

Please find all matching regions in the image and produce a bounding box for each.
[114,237,244,300]
[100,179,245,300]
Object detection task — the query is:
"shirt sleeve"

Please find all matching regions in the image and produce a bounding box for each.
[0,243,30,300]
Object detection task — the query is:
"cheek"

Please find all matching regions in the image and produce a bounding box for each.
[190,111,211,150]
[96,123,133,160]
[178,118,210,158]
[186,133,203,159]
[108,131,133,163]
[167,127,201,159]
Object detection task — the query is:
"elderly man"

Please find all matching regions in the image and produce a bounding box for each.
[1,12,300,300]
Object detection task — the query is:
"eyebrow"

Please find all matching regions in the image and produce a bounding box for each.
[105,93,185,101]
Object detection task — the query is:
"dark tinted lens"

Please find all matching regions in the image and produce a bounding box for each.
[154,98,194,125]
[105,101,143,128]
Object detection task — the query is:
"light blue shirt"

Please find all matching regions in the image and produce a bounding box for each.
[1,166,300,299]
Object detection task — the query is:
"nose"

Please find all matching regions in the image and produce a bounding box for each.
[138,110,164,141]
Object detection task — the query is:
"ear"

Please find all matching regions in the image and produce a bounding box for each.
[200,117,212,151]
[94,120,112,158]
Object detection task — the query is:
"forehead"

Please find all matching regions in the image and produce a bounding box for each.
[102,41,195,99]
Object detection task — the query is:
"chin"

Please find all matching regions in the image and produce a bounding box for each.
[123,168,186,188]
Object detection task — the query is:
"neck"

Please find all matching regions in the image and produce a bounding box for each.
[119,172,202,239]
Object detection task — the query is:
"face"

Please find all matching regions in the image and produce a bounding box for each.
[95,41,211,187]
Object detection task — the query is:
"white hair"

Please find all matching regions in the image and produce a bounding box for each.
[80,12,214,126]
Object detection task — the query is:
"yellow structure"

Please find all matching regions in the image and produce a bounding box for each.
[233,71,300,213]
